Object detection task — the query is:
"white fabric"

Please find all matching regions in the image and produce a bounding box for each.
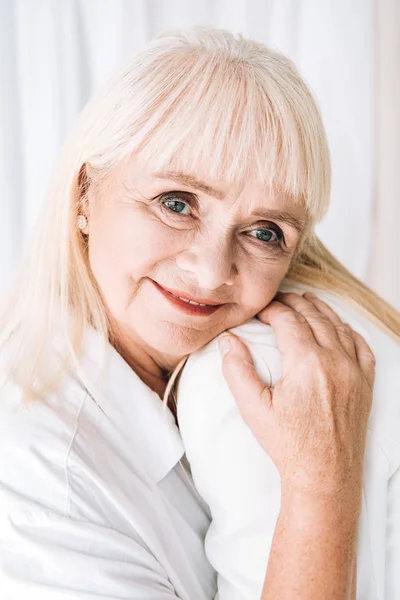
[0,327,217,599]
[177,281,400,600]
[2,0,392,306]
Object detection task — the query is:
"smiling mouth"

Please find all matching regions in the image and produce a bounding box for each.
[151,280,225,316]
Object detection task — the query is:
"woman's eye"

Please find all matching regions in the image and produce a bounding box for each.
[248,227,283,245]
[159,193,193,216]
[158,193,284,246]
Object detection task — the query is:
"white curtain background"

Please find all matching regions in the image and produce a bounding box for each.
[1,0,398,308]
[366,0,400,310]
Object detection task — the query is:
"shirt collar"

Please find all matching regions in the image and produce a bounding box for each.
[70,326,185,483]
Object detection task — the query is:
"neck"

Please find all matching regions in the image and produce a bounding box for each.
[106,317,183,425]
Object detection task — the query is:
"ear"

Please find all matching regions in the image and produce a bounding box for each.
[77,163,91,235]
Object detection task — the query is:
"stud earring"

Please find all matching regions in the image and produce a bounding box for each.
[77,215,88,230]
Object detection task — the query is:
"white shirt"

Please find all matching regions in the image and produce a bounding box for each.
[0,327,217,599]
[177,281,400,600]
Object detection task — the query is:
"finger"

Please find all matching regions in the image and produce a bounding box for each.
[302,292,358,360]
[257,299,317,360]
[351,330,376,389]
[273,292,342,349]
[217,332,273,435]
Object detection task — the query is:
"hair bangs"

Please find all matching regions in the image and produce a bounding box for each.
[123,50,311,216]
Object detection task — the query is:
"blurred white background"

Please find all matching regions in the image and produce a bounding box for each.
[1,0,399,307]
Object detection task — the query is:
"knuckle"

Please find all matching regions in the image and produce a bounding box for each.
[334,361,357,387]
[222,356,243,380]
[307,312,330,326]
[336,323,353,336]
[281,311,307,327]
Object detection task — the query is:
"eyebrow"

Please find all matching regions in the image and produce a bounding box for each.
[154,170,226,199]
[153,170,306,233]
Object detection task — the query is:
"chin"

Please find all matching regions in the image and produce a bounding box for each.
[147,325,212,357]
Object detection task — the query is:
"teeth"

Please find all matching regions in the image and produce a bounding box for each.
[178,296,208,307]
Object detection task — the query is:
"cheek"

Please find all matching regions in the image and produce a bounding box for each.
[239,260,288,311]
[89,209,174,291]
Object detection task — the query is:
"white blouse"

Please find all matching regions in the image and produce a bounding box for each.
[177,281,400,600]
[0,327,217,599]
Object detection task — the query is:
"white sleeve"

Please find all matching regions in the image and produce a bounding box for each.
[385,463,400,598]
[0,484,180,599]
[177,320,282,600]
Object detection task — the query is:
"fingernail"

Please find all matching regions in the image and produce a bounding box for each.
[218,335,232,357]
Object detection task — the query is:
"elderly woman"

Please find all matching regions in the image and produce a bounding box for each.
[0,25,398,600]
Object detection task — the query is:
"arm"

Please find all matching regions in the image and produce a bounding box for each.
[218,291,375,599]
[261,488,361,600]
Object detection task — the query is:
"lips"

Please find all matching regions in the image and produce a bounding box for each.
[150,280,225,317]
[154,283,223,306]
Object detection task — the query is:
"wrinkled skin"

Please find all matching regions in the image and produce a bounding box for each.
[82,153,306,396]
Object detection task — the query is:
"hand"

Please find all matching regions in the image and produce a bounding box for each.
[218,291,376,498]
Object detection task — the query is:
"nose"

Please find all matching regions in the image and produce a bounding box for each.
[175,234,237,291]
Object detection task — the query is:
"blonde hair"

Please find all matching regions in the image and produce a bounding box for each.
[1,26,399,411]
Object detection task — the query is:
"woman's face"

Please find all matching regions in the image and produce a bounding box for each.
[84,153,306,370]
